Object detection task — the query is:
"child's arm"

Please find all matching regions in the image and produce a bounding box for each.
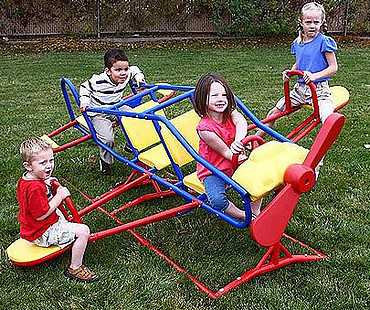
[79,79,93,112]
[130,66,146,85]
[303,52,338,84]
[198,130,234,161]
[36,186,70,221]
[230,110,248,154]
[282,62,298,81]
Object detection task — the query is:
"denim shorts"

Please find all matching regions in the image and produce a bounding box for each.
[204,174,229,211]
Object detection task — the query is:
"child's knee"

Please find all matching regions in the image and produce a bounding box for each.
[76,223,90,238]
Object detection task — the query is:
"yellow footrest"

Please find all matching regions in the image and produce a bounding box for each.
[40,134,59,148]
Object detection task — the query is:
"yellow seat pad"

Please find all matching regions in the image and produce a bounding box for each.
[183,171,205,194]
[184,141,308,201]
[40,134,59,148]
[302,86,350,110]
[138,144,171,170]
[233,141,309,200]
[331,86,350,109]
[6,238,61,264]
[161,109,200,167]
[121,100,166,151]
[138,110,200,170]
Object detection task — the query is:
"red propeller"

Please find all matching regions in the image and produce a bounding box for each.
[250,113,345,247]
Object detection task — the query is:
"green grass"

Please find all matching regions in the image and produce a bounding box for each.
[0,39,369,309]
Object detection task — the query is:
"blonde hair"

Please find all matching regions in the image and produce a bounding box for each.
[297,2,328,42]
[20,137,52,163]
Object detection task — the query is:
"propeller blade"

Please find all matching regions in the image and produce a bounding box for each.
[304,113,345,169]
[250,184,301,247]
[251,164,315,247]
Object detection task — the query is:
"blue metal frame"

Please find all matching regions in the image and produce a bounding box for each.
[76,81,294,228]
[59,78,295,228]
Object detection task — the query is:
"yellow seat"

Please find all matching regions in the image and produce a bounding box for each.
[138,144,170,170]
[183,171,205,194]
[121,100,166,152]
[302,86,350,110]
[184,141,309,201]
[6,238,61,264]
[161,109,200,167]
[40,134,59,148]
[331,86,350,110]
[138,109,200,170]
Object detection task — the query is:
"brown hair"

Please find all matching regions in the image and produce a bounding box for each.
[20,137,52,163]
[193,73,236,123]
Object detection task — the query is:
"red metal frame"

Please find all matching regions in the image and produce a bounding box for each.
[247,70,349,142]
[8,76,349,296]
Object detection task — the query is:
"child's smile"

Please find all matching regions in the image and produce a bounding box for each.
[207,82,228,121]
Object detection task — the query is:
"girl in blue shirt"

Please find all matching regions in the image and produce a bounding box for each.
[257,2,338,136]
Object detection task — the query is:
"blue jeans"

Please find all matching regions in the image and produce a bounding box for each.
[204,174,229,211]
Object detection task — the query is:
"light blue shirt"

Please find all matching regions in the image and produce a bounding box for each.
[291,33,337,83]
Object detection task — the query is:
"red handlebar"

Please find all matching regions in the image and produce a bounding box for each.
[50,179,83,223]
[231,135,265,170]
[284,70,319,120]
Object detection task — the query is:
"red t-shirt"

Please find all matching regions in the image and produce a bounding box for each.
[17,177,59,241]
[196,115,236,181]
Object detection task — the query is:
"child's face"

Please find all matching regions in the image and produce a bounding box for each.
[24,148,54,180]
[105,60,130,84]
[301,9,323,40]
[207,82,228,116]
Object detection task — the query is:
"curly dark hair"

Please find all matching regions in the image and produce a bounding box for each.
[104,49,129,69]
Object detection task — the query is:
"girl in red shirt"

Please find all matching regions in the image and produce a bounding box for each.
[194,73,262,220]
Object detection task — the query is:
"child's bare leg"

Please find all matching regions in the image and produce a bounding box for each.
[70,224,90,269]
[251,199,262,216]
[224,202,245,220]
[256,107,281,137]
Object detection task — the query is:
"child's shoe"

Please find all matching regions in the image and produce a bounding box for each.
[65,265,99,283]
[99,159,112,176]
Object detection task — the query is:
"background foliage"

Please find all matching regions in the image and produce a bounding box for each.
[0,0,368,36]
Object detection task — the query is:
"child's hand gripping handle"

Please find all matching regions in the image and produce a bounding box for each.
[231,135,265,170]
[50,179,83,224]
[284,70,319,120]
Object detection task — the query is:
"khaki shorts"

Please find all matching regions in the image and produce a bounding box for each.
[32,209,78,249]
[276,81,334,122]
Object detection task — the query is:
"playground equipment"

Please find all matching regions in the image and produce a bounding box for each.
[7,71,349,297]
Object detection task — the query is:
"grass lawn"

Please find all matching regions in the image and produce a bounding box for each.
[0,37,369,309]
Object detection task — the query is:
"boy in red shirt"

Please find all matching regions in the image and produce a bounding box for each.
[17,137,99,283]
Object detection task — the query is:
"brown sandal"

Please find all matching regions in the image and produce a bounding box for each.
[65,265,99,283]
